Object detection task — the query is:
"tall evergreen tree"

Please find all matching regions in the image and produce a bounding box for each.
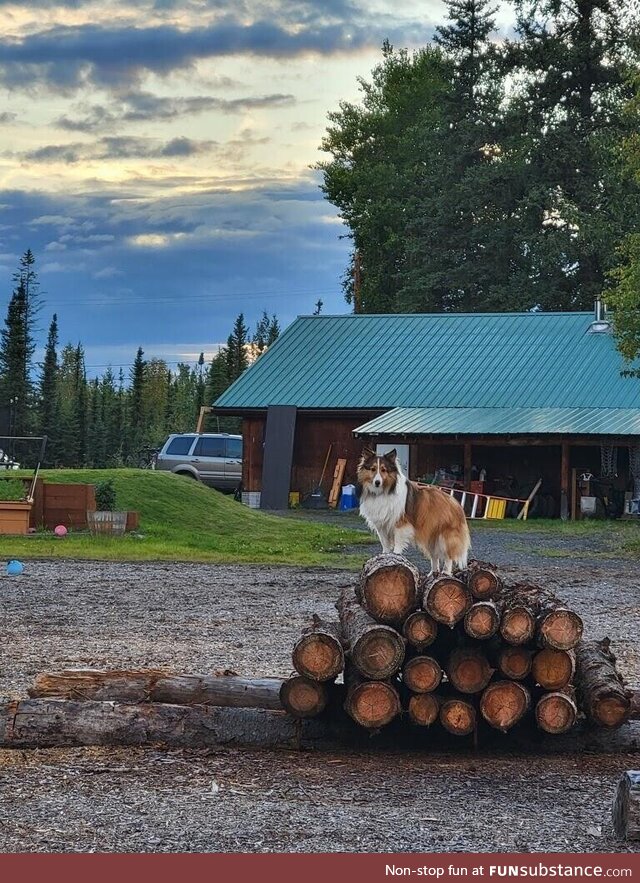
[506,0,640,308]
[39,313,59,463]
[128,347,146,457]
[226,313,249,380]
[73,343,87,465]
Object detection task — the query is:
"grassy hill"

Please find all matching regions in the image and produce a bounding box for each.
[0,469,370,566]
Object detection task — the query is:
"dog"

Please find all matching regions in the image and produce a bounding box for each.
[357,447,470,575]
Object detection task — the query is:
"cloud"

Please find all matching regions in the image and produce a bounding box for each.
[0,111,17,124]
[0,15,434,92]
[56,90,296,132]
[22,135,217,163]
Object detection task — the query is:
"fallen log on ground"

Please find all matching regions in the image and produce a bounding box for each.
[292,616,344,682]
[357,553,420,625]
[575,638,632,728]
[336,588,405,679]
[280,676,329,718]
[1,698,638,752]
[28,669,285,709]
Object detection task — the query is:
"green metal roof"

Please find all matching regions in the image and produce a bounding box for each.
[214,312,640,417]
[354,407,640,437]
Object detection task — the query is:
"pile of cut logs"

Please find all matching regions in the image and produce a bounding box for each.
[280,554,633,738]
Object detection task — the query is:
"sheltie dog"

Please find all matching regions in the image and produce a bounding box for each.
[357,447,470,575]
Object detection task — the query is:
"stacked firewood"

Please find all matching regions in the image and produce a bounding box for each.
[281,554,633,738]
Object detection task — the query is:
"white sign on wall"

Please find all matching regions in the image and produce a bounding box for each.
[376,443,410,477]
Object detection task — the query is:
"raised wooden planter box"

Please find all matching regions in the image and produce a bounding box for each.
[0,501,32,535]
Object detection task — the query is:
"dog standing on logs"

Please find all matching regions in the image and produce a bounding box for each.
[357,447,470,575]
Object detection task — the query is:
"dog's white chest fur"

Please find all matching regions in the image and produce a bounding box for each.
[360,478,412,554]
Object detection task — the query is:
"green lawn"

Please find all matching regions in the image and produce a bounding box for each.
[0,469,370,566]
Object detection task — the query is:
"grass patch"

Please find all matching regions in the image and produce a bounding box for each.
[0,469,371,566]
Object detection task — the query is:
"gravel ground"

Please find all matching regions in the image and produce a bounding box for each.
[0,527,638,853]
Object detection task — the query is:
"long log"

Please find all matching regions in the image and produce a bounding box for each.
[403,611,438,651]
[480,681,531,732]
[336,588,405,679]
[537,602,583,651]
[292,616,344,682]
[0,697,638,752]
[575,638,632,729]
[280,676,329,718]
[422,574,472,628]
[462,560,503,600]
[531,648,575,691]
[497,646,533,681]
[402,656,442,694]
[357,553,420,625]
[29,669,285,709]
[407,692,440,727]
[464,601,500,640]
[612,771,640,841]
[535,689,578,734]
[499,584,537,645]
[446,647,494,694]
[344,671,401,729]
[439,696,476,736]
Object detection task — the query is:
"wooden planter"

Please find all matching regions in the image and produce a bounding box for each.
[0,501,32,535]
[86,511,127,536]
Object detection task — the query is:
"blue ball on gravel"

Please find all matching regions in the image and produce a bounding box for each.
[6,559,24,575]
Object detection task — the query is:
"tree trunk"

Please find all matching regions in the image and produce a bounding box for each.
[612,771,640,841]
[402,656,442,694]
[480,681,531,732]
[446,647,494,694]
[28,669,284,709]
[280,676,329,718]
[344,670,401,729]
[292,617,344,682]
[535,690,578,734]
[336,588,405,679]
[464,601,500,640]
[497,646,533,681]
[531,648,575,691]
[357,553,420,625]
[575,639,632,728]
[422,574,472,628]
[407,692,440,727]
[403,611,438,651]
[463,560,502,600]
[439,696,476,736]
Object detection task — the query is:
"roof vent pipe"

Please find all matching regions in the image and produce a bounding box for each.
[588,297,611,334]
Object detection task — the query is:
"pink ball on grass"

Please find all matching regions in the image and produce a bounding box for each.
[54,524,68,537]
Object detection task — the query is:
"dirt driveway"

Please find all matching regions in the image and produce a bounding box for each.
[0,528,638,853]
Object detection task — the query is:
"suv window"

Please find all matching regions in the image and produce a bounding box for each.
[166,436,196,455]
[226,438,242,459]
[193,436,226,458]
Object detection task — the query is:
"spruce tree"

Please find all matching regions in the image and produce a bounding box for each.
[226,313,249,380]
[128,347,146,457]
[39,314,59,463]
[73,344,87,465]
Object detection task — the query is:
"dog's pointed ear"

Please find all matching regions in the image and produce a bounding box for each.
[361,445,376,460]
[384,448,397,462]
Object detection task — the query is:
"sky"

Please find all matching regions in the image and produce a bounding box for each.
[0,0,512,376]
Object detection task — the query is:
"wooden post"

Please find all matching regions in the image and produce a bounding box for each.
[560,442,570,521]
[463,443,472,490]
[571,467,578,522]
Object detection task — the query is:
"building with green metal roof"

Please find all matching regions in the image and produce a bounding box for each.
[214,311,640,517]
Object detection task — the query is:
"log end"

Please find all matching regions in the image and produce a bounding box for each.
[535,692,578,735]
[279,677,328,719]
[500,608,536,645]
[592,696,631,730]
[440,698,476,737]
[408,692,440,727]
[481,681,530,732]
[346,681,401,729]
[539,609,584,651]
[402,656,442,694]
[403,611,438,650]
[353,629,405,680]
[292,633,344,682]
[424,576,471,628]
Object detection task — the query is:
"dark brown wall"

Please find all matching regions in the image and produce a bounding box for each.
[241,413,379,493]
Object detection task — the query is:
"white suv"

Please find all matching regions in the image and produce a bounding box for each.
[155,433,242,491]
